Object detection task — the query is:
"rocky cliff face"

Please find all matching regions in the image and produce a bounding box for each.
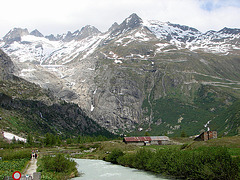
[30,29,44,37]
[0,49,14,80]
[1,13,240,136]
[3,28,29,44]
[0,49,113,137]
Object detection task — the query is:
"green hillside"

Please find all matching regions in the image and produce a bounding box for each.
[96,41,240,136]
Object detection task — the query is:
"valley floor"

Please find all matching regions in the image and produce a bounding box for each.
[1,136,239,180]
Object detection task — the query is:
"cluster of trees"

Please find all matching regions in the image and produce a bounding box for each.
[106,147,240,180]
[2,132,112,148]
[25,133,111,147]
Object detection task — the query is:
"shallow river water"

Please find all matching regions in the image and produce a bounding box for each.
[72,159,170,180]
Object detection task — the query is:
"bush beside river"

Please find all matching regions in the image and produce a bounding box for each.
[37,153,79,180]
[106,147,240,180]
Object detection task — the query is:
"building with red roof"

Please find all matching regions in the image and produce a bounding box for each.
[123,136,170,146]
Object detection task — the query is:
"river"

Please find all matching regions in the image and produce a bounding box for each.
[72,159,171,180]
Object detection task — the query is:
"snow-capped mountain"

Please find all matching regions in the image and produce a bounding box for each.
[144,20,201,42]
[1,13,240,65]
[1,26,106,65]
[2,28,29,44]
[1,13,240,135]
[189,27,240,54]
[30,29,44,37]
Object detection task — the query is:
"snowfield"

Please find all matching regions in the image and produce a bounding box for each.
[3,131,27,142]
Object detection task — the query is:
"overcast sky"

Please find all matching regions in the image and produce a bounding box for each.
[1,0,240,37]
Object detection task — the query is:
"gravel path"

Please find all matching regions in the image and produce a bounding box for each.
[24,158,37,176]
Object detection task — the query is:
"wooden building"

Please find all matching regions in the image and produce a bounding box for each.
[194,131,217,141]
[123,136,170,146]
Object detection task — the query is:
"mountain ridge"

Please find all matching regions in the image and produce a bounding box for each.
[1,14,240,59]
[2,13,240,45]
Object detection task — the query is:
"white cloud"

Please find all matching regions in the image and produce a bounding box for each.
[0,0,240,37]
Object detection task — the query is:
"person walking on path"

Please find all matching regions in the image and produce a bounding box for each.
[35,150,38,159]
[31,149,35,159]
[24,150,38,177]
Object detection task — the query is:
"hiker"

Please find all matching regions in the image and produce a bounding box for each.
[32,150,35,159]
[35,150,38,159]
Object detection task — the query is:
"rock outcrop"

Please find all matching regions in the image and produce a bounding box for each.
[3,28,29,44]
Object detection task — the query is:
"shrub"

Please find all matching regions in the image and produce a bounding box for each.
[105,149,124,164]
[197,147,240,180]
[37,154,78,178]
[117,153,136,167]
[133,148,153,170]
[107,146,240,180]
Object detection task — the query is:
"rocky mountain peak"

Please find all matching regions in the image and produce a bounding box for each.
[61,25,101,42]
[121,13,142,30]
[45,34,58,41]
[76,25,101,41]
[204,30,217,35]
[218,27,240,35]
[62,31,74,42]
[81,25,100,32]
[124,13,143,28]
[167,22,200,33]
[110,13,143,36]
[3,28,29,44]
[30,29,44,37]
[108,22,119,32]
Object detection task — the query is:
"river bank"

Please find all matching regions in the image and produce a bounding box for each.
[69,137,240,180]
[105,146,240,179]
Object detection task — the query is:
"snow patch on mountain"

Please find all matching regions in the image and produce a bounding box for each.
[1,31,109,66]
[143,20,201,43]
[114,60,123,64]
[91,104,94,112]
[3,131,26,142]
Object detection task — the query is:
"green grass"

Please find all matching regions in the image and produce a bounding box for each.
[0,149,31,160]
[0,158,29,180]
[189,136,240,149]
[228,148,240,157]
[0,149,31,180]
[144,144,182,150]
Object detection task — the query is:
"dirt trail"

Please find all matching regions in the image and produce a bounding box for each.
[23,158,37,176]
